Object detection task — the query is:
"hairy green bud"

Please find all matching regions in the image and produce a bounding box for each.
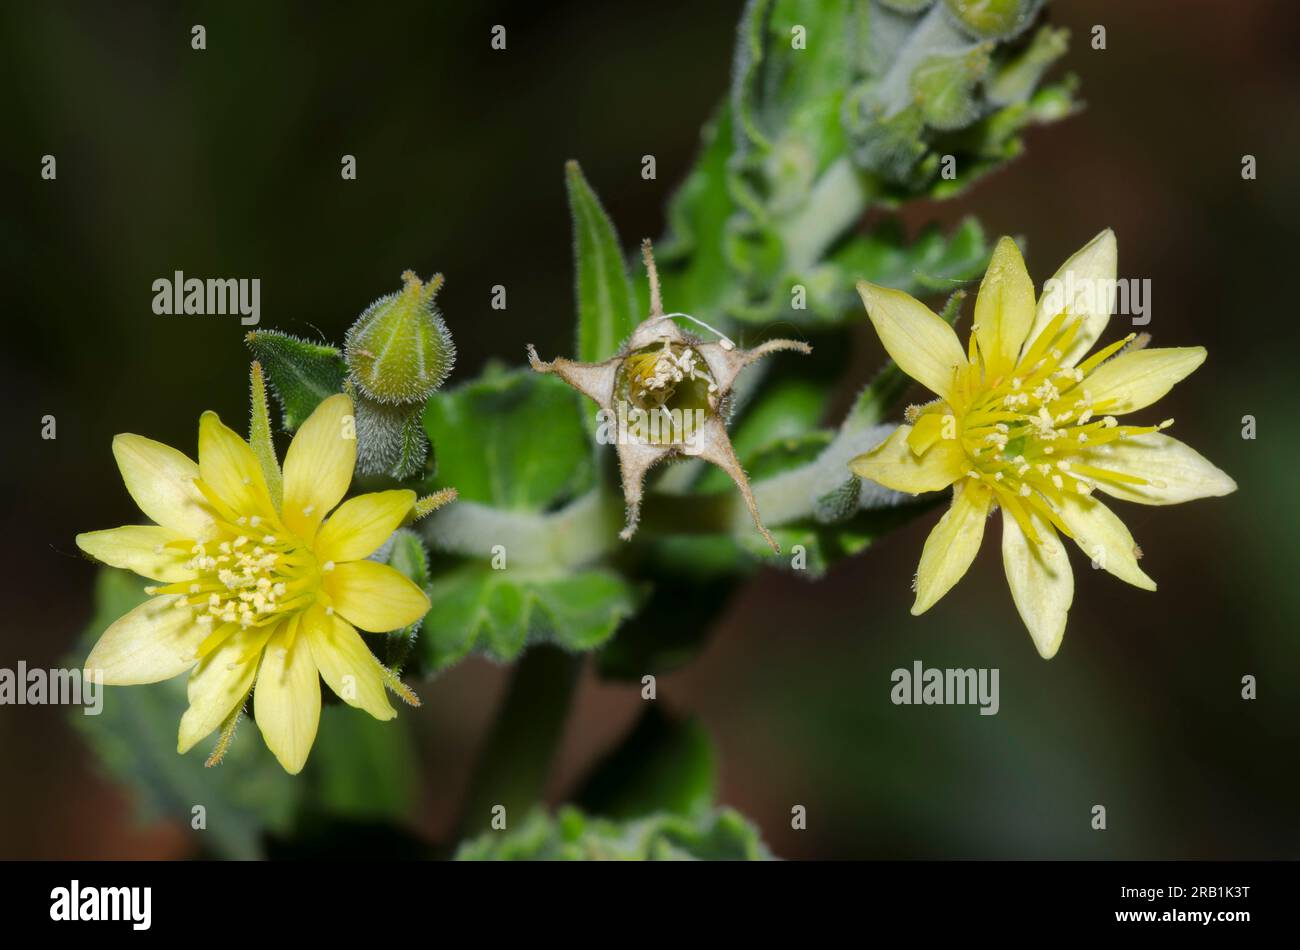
[943,0,1043,41]
[345,271,456,405]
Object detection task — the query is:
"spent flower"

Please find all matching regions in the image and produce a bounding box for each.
[528,240,810,551]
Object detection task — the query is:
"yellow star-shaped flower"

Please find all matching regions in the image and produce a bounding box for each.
[77,393,431,772]
[850,231,1235,658]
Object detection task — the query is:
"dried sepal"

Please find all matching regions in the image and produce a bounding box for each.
[528,240,810,552]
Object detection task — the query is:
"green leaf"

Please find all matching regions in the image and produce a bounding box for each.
[727,214,989,327]
[245,329,347,431]
[422,367,593,511]
[417,564,642,673]
[733,0,865,165]
[576,706,716,820]
[454,806,773,861]
[567,161,638,363]
[72,569,300,859]
[657,104,738,320]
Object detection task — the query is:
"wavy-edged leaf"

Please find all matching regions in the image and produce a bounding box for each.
[422,367,593,511]
[417,564,643,673]
[454,806,773,861]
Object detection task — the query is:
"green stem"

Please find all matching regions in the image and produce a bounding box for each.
[455,646,583,839]
[780,157,874,272]
[422,419,904,572]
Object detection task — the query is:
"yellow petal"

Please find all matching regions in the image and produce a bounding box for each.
[112,434,214,539]
[282,394,356,540]
[1057,493,1156,591]
[1080,347,1206,415]
[1026,229,1117,367]
[1001,509,1073,659]
[1086,433,1236,506]
[254,620,321,774]
[85,596,205,685]
[857,281,966,403]
[905,409,948,454]
[912,481,991,614]
[177,627,269,753]
[974,237,1036,375]
[76,525,195,582]
[303,606,396,721]
[324,560,430,633]
[198,411,276,521]
[848,425,964,494]
[314,490,416,564]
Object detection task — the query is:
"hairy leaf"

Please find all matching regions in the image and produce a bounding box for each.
[455,806,772,861]
[567,161,638,363]
[244,329,346,431]
[417,564,642,672]
[422,367,593,511]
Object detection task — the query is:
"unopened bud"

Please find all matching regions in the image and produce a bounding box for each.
[345,271,456,404]
[943,0,1042,41]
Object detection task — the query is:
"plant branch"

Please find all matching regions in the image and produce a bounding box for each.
[455,646,583,839]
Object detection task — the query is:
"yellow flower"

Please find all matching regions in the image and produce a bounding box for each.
[849,231,1235,658]
[77,393,430,773]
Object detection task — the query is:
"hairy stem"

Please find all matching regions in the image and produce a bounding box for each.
[780,157,875,272]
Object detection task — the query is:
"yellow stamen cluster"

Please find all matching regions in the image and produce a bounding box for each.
[620,340,717,412]
[145,513,321,661]
[927,314,1171,545]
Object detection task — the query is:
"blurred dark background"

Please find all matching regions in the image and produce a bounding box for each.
[2,0,1298,859]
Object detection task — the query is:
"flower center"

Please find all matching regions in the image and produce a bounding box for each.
[614,339,717,444]
[147,513,323,659]
[913,315,1171,541]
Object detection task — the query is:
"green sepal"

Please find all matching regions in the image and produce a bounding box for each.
[351,385,429,480]
[248,361,284,509]
[244,329,346,431]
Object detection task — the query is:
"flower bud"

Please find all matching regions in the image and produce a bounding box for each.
[345,271,456,405]
[944,0,1042,41]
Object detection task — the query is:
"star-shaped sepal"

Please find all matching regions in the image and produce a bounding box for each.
[528,240,810,552]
